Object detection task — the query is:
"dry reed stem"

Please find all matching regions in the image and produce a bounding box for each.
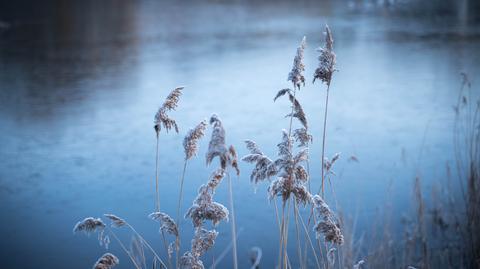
[227,172,239,269]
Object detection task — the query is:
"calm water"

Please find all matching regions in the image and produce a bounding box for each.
[1,1,479,268]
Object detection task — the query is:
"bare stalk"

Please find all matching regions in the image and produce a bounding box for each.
[107,227,142,269]
[320,85,331,197]
[293,200,304,269]
[175,159,188,267]
[155,136,160,211]
[125,224,168,269]
[227,172,239,269]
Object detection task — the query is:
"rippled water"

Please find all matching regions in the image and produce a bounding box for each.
[1,1,479,268]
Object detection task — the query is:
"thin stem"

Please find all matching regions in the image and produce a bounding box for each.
[298,211,323,269]
[227,172,239,269]
[320,85,331,197]
[278,201,286,268]
[176,159,188,267]
[107,228,142,269]
[293,200,304,269]
[126,224,168,269]
[155,136,160,211]
[161,231,172,269]
[283,199,292,269]
[208,229,243,269]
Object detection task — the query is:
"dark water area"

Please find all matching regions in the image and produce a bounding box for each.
[1,1,479,268]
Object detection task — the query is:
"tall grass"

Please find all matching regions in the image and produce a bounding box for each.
[72,25,354,269]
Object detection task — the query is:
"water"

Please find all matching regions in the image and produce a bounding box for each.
[1,1,479,268]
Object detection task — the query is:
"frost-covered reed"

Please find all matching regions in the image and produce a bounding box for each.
[93,253,119,269]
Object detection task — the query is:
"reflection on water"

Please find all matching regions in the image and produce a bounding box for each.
[1,1,479,268]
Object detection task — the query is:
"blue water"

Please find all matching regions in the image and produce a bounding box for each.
[1,1,479,268]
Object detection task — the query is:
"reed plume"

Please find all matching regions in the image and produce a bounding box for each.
[149,211,180,237]
[242,140,277,184]
[191,228,218,258]
[178,228,218,269]
[93,253,119,269]
[185,185,229,227]
[311,194,344,244]
[288,36,306,90]
[323,152,340,176]
[73,217,106,234]
[266,130,311,205]
[154,86,184,136]
[184,120,208,160]
[274,88,308,129]
[313,25,335,85]
[104,214,127,228]
[206,114,228,168]
[293,128,313,147]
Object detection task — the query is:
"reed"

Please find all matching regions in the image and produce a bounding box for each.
[313,25,336,198]
[242,27,344,269]
[93,253,119,269]
[73,26,352,269]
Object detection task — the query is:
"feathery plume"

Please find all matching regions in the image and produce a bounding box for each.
[313,25,336,85]
[191,228,218,258]
[242,140,277,184]
[274,89,308,129]
[288,36,306,90]
[268,177,311,205]
[154,86,184,136]
[73,217,106,234]
[228,145,240,176]
[103,214,126,228]
[207,168,226,191]
[93,253,119,269]
[274,88,292,102]
[324,152,340,175]
[185,185,229,227]
[293,128,312,147]
[311,194,344,244]
[206,114,228,168]
[149,212,179,237]
[179,252,204,269]
[184,120,208,160]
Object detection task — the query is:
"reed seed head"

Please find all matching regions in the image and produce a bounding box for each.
[313,25,336,86]
[274,88,308,129]
[93,253,119,269]
[311,194,344,244]
[242,140,277,184]
[185,185,229,227]
[293,128,313,147]
[73,217,106,234]
[149,211,179,237]
[191,228,218,258]
[288,36,306,90]
[184,120,208,160]
[206,114,228,168]
[103,214,126,228]
[179,252,204,269]
[154,86,184,136]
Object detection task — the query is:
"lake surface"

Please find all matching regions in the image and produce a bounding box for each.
[1,1,479,268]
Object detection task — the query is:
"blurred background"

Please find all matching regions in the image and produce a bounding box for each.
[0,0,479,268]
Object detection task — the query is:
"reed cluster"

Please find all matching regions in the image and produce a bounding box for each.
[72,25,368,269]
